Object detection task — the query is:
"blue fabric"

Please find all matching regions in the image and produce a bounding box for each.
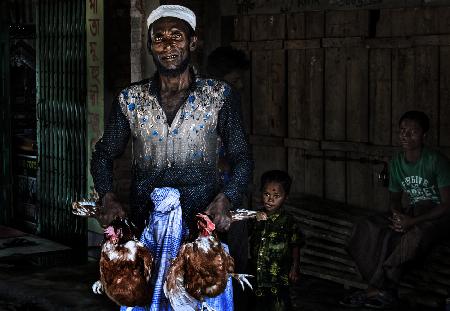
[120,187,234,311]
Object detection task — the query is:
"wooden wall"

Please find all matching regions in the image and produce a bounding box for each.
[230,7,450,212]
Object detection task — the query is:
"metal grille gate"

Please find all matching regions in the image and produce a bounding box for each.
[36,0,87,247]
[0,28,11,224]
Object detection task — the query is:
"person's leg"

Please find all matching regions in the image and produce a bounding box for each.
[225,220,249,311]
[342,214,401,307]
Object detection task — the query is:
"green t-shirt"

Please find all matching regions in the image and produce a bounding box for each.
[389,147,450,204]
[250,210,304,287]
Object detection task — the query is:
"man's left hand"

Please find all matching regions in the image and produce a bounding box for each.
[205,193,232,232]
[389,211,415,233]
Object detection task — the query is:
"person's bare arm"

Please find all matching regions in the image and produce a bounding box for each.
[97,192,126,228]
[390,191,403,214]
[289,245,300,284]
[391,186,450,232]
[204,193,232,232]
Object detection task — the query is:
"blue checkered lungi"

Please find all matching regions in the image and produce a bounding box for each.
[120,187,233,311]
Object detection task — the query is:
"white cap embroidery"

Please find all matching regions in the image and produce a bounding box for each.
[147,5,196,31]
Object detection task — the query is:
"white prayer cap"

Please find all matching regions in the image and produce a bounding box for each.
[147,5,196,31]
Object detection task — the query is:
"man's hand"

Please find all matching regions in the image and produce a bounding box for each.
[204,193,232,232]
[388,211,414,233]
[256,211,267,221]
[97,192,126,228]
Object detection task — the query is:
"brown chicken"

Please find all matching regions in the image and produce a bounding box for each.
[164,213,252,311]
[92,217,154,307]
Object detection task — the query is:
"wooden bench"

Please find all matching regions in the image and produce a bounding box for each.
[284,195,450,308]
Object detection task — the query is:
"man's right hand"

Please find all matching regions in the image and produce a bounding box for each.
[97,192,126,228]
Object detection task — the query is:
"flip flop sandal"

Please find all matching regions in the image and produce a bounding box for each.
[364,291,396,309]
[339,290,368,307]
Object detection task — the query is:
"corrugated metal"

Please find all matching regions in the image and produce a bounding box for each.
[36,0,87,247]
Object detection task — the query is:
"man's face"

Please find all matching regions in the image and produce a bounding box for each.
[399,119,425,151]
[150,17,196,74]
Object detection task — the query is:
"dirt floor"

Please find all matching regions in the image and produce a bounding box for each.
[0,257,442,311]
[0,224,443,311]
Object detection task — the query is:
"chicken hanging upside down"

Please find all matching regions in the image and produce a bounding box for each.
[91,217,154,307]
[164,213,253,311]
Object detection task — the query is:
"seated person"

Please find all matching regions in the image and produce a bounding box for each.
[341,111,450,308]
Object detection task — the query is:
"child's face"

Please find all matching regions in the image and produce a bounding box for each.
[262,182,287,214]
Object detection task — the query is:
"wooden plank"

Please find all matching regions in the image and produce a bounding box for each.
[300,263,366,289]
[305,48,324,140]
[323,35,450,49]
[346,151,372,209]
[301,254,357,274]
[438,7,450,34]
[233,15,251,41]
[346,47,369,143]
[287,49,306,138]
[324,48,346,141]
[284,202,360,227]
[252,145,286,189]
[222,1,449,16]
[440,47,450,146]
[287,48,323,141]
[288,148,305,194]
[285,39,320,50]
[305,236,350,255]
[251,50,285,137]
[305,11,324,39]
[369,49,392,146]
[286,12,305,39]
[249,135,283,146]
[284,138,320,150]
[322,37,363,48]
[240,49,252,135]
[248,40,283,50]
[300,226,348,246]
[305,150,324,197]
[293,214,352,237]
[391,8,416,37]
[230,41,248,51]
[302,247,355,267]
[324,151,346,203]
[325,10,369,37]
[416,7,440,36]
[321,141,398,157]
[376,9,392,37]
[391,48,415,146]
[414,46,439,146]
[251,14,285,41]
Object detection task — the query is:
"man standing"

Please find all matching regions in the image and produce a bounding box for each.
[90,5,253,235]
[207,46,251,311]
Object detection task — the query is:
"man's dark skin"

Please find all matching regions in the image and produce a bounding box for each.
[358,117,450,299]
[98,17,232,232]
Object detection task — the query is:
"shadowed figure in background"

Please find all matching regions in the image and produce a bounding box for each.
[206,45,251,311]
[341,111,450,309]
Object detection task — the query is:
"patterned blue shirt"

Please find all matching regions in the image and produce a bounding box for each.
[91,71,253,229]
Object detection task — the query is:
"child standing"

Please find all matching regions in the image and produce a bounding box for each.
[249,170,304,311]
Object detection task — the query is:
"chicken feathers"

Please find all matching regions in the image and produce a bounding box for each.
[164,214,252,311]
[95,217,154,307]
